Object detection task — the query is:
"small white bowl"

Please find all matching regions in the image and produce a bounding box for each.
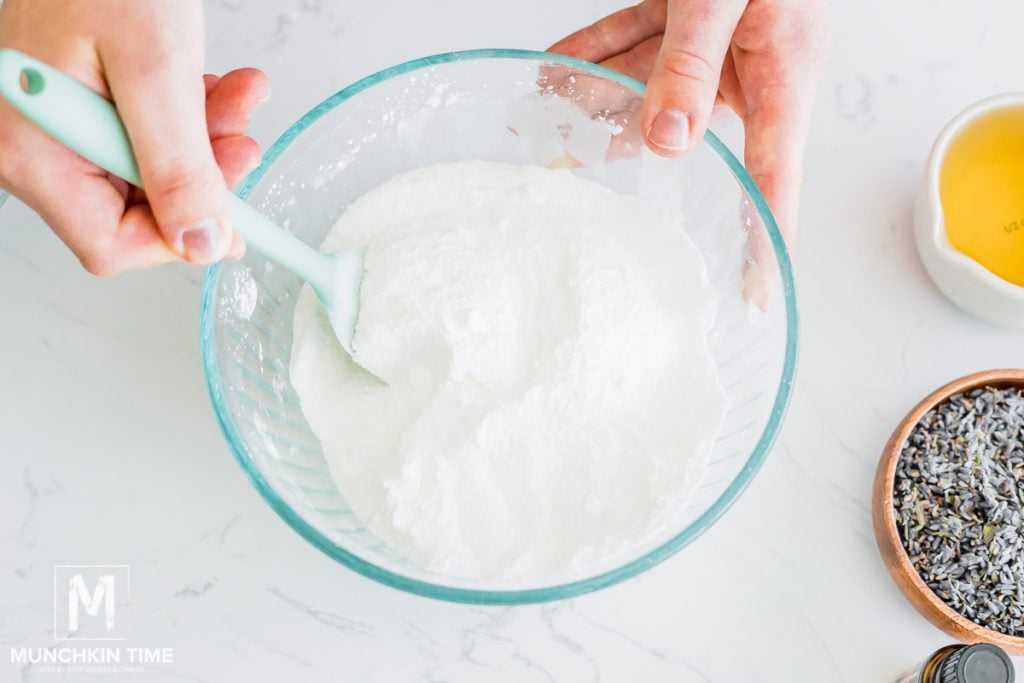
[914,93,1024,328]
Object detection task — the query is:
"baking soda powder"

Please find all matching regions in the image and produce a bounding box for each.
[290,161,726,580]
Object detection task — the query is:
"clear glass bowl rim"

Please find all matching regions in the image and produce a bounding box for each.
[198,48,799,604]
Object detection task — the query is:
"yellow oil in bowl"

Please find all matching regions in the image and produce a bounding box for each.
[939,105,1024,286]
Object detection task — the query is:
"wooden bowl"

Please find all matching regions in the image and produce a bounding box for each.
[873,368,1024,654]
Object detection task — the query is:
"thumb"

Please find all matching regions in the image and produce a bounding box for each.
[99,7,232,264]
[642,0,747,156]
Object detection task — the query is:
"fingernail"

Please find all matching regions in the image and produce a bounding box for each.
[176,218,227,263]
[742,261,769,314]
[742,260,760,294]
[256,81,271,105]
[646,109,691,152]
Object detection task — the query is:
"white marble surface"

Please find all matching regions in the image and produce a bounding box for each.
[3,0,1024,680]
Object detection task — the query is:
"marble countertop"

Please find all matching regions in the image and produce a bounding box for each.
[3,0,1024,680]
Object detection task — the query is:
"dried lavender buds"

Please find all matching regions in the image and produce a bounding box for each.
[894,385,1024,637]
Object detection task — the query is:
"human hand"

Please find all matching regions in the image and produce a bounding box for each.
[0,0,269,275]
[549,0,829,245]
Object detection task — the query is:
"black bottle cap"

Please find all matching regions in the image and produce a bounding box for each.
[938,644,1014,683]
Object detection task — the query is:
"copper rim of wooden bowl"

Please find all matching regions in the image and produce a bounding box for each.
[873,368,1024,654]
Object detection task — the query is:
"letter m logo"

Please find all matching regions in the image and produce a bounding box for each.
[68,574,116,633]
[53,565,130,640]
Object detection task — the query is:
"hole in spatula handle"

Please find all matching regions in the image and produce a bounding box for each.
[19,67,43,95]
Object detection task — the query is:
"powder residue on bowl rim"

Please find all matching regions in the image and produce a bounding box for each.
[219,264,258,321]
[289,160,727,581]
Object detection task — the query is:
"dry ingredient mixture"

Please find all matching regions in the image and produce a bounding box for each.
[895,386,1024,636]
[290,161,726,580]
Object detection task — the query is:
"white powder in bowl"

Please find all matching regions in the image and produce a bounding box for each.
[289,161,726,580]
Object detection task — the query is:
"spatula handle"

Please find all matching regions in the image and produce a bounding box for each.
[0,49,143,186]
[0,48,336,296]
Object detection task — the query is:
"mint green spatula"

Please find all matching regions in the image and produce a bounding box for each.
[0,48,364,357]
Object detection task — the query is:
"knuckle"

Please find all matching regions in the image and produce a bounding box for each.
[660,48,718,86]
[145,159,214,201]
[126,33,186,81]
[637,0,668,28]
[236,135,262,159]
[135,50,172,81]
[0,120,29,183]
[621,50,647,81]
[0,155,14,186]
[0,136,12,180]
[78,250,118,277]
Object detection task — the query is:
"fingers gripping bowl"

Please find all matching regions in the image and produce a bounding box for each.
[200,50,798,603]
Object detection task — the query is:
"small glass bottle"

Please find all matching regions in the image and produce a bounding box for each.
[895,643,1014,683]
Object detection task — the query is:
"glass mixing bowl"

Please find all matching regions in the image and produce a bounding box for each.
[200,49,798,603]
